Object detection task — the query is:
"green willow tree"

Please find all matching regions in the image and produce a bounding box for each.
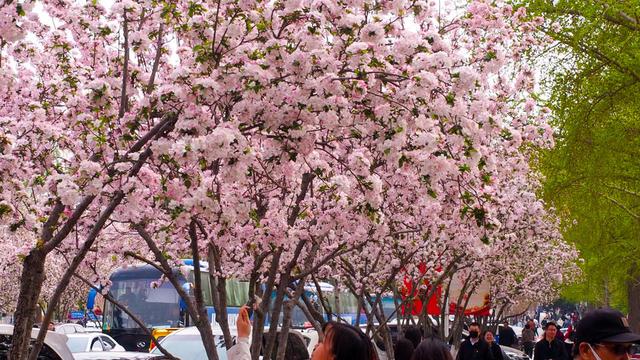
[515,0,640,330]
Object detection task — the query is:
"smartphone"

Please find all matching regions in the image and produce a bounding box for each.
[245,299,255,319]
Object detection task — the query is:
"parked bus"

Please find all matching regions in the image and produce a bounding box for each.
[100,261,249,351]
[97,261,394,351]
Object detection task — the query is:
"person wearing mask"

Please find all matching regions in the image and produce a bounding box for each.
[456,322,494,360]
[571,308,640,360]
[227,306,377,360]
[534,322,568,360]
[412,337,454,360]
[499,321,518,348]
[485,330,504,360]
[522,322,536,358]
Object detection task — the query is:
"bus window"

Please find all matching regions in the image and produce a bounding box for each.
[225,279,249,307]
[107,277,181,329]
[187,271,213,306]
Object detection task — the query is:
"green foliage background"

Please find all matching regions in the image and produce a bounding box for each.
[515,0,640,310]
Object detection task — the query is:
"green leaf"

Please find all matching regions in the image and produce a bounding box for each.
[0,203,11,218]
[16,4,26,16]
[445,93,456,106]
[483,51,496,61]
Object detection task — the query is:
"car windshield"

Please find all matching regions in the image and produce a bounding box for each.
[66,337,89,352]
[151,335,226,360]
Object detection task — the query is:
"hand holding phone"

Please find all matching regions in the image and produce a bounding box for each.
[237,306,252,338]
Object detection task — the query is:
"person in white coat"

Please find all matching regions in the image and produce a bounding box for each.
[227,307,252,360]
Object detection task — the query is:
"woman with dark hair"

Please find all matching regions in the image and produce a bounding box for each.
[411,337,453,360]
[484,330,504,360]
[229,308,377,360]
[312,321,378,360]
[395,337,416,360]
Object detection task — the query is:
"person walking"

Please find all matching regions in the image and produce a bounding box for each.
[522,322,536,358]
[531,319,540,338]
[485,330,505,360]
[499,320,518,348]
[571,308,640,360]
[456,322,494,360]
[534,322,568,360]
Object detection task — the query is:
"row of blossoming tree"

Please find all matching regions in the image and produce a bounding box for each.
[0,0,578,359]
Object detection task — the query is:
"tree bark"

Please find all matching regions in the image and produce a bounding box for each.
[9,250,47,359]
[250,250,282,360]
[188,221,220,360]
[208,243,232,349]
[275,280,306,360]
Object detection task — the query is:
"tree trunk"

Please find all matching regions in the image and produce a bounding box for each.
[208,244,232,349]
[263,241,307,359]
[263,274,290,359]
[628,261,640,333]
[275,281,306,360]
[250,250,282,360]
[9,250,47,360]
[378,301,395,360]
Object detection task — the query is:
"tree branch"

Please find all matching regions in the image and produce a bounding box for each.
[119,10,130,118]
[146,23,164,94]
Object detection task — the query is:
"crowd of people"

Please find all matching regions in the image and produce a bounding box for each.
[454,310,639,360]
[223,308,640,360]
[226,306,458,360]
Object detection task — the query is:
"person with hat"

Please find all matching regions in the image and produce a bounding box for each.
[571,309,640,360]
[534,322,568,360]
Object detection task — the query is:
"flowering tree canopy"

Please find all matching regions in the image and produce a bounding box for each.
[0,0,578,358]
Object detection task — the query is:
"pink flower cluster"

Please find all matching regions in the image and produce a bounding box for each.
[0,0,577,317]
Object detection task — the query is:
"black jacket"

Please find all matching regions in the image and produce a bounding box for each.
[489,342,504,360]
[498,326,517,347]
[456,339,495,360]
[534,338,568,360]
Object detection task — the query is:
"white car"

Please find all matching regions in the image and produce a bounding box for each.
[55,323,101,335]
[150,326,313,359]
[297,328,319,355]
[0,324,74,360]
[502,345,530,360]
[72,351,159,359]
[65,333,126,353]
[149,326,229,360]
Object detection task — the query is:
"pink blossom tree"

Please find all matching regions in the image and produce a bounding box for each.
[1,0,578,359]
